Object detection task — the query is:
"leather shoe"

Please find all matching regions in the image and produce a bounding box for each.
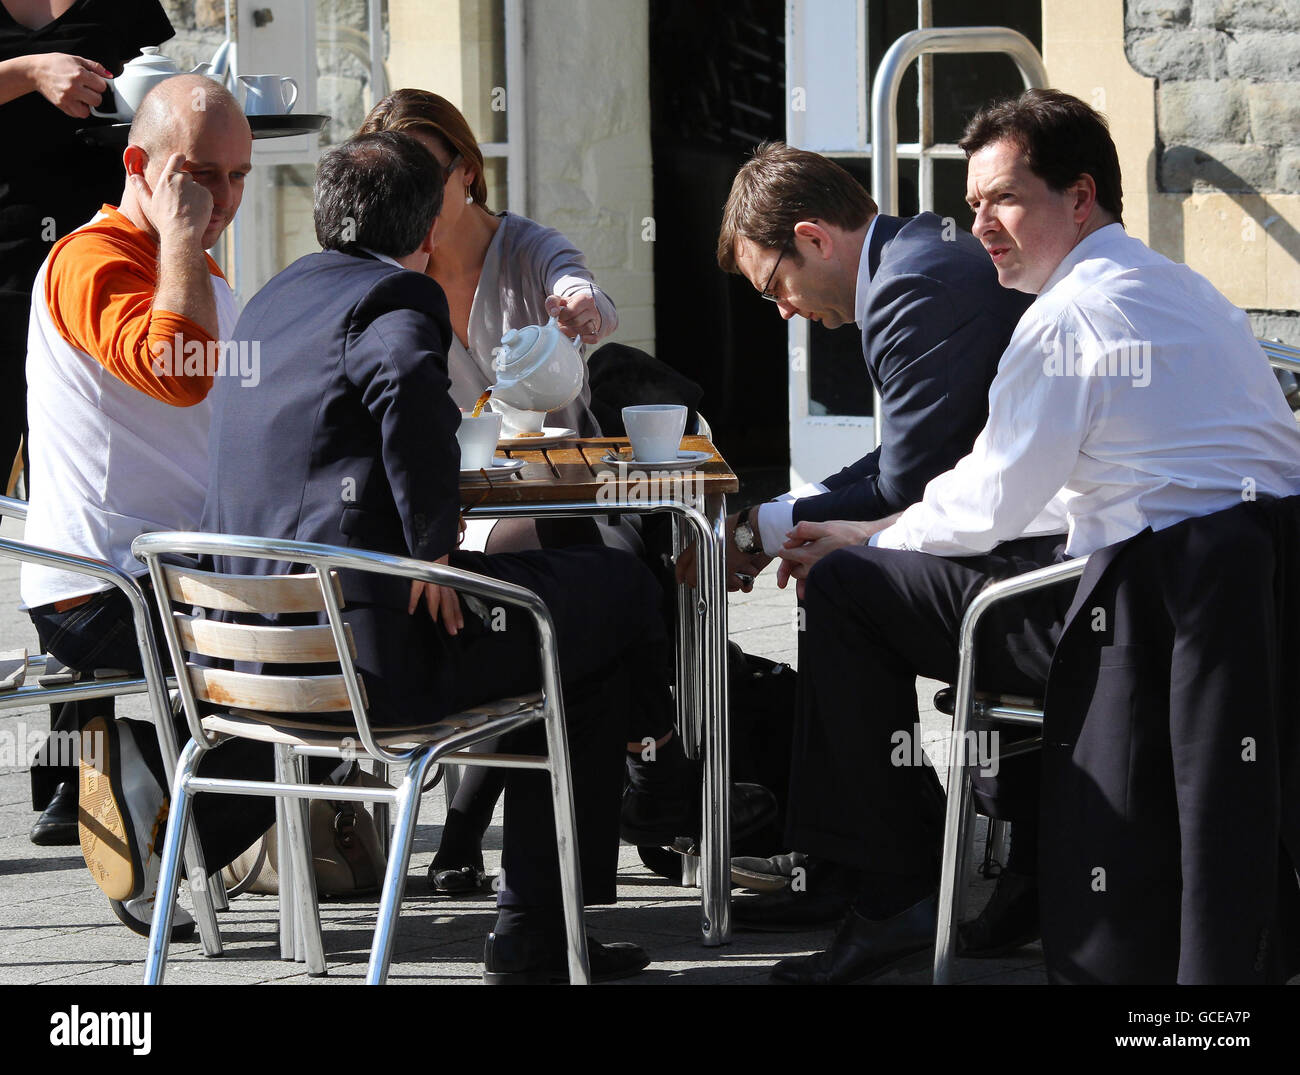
[731,850,810,893]
[770,893,937,984]
[483,931,650,984]
[30,781,79,846]
[427,862,491,895]
[959,869,1039,957]
[620,779,777,847]
[732,859,859,932]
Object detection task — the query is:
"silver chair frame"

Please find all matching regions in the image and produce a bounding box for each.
[934,337,1300,983]
[133,531,590,985]
[0,496,223,952]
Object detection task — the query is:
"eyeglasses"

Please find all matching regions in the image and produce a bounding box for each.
[441,153,463,185]
[759,238,791,302]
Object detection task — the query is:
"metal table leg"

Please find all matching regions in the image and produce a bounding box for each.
[696,492,731,945]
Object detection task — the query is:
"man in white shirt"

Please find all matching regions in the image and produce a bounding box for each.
[764,89,1300,985]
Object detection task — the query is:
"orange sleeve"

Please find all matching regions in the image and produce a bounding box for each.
[44,226,216,408]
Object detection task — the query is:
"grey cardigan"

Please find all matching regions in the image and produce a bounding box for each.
[446,211,618,435]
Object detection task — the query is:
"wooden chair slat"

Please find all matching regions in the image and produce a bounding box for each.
[164,565,344,614]
[175,614,356,664]
[188,664,366,714]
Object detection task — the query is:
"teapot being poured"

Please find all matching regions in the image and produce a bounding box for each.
[490,315,585,414]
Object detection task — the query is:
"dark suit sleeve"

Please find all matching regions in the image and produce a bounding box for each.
[345,273,462,563]
[819,446,881,491]
[793,271,994,524]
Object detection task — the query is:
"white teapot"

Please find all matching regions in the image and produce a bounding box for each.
[91,47,216,121]
[490,316,585,414]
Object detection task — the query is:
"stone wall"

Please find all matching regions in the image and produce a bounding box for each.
[1125,0,1300,344]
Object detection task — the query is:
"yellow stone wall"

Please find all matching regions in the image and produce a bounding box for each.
[1043,0,1300,316]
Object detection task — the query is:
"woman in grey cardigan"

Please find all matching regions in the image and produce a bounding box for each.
[359,89,617,438]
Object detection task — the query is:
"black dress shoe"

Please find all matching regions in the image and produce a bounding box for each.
[427,862,491,895]
[732,860,860,932]
[483,931,650,984]
[29,781,79,846]
[620,779,777,847]
[770,893,938,984]
[959,869,1039,957]
[731,850,810,892]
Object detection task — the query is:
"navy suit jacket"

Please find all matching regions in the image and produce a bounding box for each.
[792,213,1033,525]
[201,250,464,722]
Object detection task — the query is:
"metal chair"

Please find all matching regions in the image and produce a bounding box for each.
[132,531,590,985]
[933,338,1300,983]
[0,496,223,953]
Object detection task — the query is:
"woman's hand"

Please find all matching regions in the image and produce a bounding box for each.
[25,54,113,118]
[546,292,604,344]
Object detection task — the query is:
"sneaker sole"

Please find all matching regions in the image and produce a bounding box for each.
[78,717,144,901]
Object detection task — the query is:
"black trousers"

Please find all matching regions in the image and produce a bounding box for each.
[785,534,1074,878]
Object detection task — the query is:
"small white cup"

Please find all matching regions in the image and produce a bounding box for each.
[492,399,546,435]
[240,74,299,115]
[622,404,687,463]
[456,411,503,470]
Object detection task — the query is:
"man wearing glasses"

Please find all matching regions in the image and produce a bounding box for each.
[681,142,1037,930]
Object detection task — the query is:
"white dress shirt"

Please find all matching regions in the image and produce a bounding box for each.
[754,216,880,554]
[875,224,1300,558]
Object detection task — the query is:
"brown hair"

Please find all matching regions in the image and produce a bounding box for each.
[717,141,878,272]
[959,89,1124,223]
[357,88,488,207]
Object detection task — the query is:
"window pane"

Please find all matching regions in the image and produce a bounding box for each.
[458,0,508,145]
[482,156,509,214]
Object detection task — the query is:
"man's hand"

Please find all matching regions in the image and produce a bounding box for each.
[129,153,214,249]
[408,555,464,636]
[546,292,603,344]
[675,510,773,592]
[27,54,111,118]
[775,515,900,598]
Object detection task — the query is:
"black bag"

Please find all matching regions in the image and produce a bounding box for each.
[727,641,796,856]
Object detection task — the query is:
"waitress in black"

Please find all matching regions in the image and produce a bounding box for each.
[0,0,173,843]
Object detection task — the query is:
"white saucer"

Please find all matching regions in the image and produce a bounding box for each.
[497,426,578,450]
[460,458,526,482]
[600,448,712,473]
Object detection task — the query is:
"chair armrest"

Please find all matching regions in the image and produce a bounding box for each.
[0,495,28,523]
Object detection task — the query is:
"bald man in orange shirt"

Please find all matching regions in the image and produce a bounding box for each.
[22,74,252,938]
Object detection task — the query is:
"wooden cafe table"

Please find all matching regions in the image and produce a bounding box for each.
[459,435,739,946]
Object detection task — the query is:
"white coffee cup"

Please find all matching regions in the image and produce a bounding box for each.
[622,404,687,463]
[456,411,503,470]
[492,399,546,435]
[239,74,299,116]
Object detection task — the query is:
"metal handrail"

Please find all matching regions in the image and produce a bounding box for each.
[869,27,1048,219]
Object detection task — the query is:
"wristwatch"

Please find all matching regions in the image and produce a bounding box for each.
[734,507,760,555]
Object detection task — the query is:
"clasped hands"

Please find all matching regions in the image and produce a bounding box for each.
[675,511,899,598]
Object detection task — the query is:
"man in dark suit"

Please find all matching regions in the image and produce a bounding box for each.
[201,130,675,983]
[681,141,1034,595]
[681,142,1038,929]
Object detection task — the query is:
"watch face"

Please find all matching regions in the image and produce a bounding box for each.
[736,523,756,554]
